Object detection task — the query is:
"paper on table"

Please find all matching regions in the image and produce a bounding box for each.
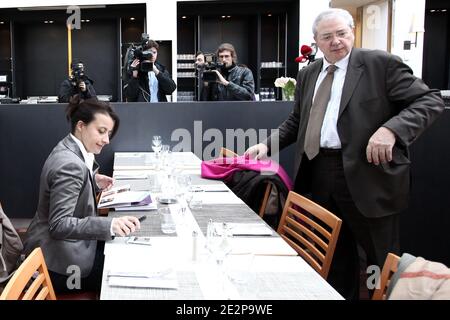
[213,222,273,236]
[114,172,149,180]
[98,190,152,209]
[197,184,230,192]
[107,268,178,289]
[114,202,157,211]
[229,237,298,256]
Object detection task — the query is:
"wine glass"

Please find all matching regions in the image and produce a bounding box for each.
[208,223,232,267]
[152,135,162,154]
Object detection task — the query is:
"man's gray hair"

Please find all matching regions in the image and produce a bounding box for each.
[312,8,355,36]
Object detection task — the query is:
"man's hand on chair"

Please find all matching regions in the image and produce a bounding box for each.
[245,143,268,160]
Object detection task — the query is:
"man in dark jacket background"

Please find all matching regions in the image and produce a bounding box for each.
[124,40,176,102]
[202,43,255,101]
[58,60,97,103]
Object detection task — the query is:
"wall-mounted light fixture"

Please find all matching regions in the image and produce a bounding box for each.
[403,14,425,50]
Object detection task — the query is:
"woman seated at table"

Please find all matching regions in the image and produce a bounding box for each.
[23,96,140,294]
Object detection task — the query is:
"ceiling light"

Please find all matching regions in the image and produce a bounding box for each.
[182,16,187,19]
[130,17,135,21]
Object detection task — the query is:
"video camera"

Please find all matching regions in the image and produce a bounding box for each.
[199,53,224,82]
[71,63,88,86]
[128,33,154,73]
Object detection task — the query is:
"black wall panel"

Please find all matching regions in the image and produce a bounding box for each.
[14,22,67,98]
[72,20,119,101]
[200,16,250,67]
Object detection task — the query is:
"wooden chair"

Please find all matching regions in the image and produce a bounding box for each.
[0,247,56,300]
[372,253,400,300]
[277,191,342,279]
[219,147,272,217]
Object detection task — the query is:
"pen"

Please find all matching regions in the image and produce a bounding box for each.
[138,216,147,222]
[204,190,229,192]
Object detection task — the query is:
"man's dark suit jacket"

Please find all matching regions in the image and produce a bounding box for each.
[268,48,444,218]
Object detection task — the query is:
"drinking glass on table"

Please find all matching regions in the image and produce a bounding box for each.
[159,207,176,234]
[152,135,162,154]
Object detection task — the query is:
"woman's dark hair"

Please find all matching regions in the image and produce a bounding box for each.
[66,96,120,139]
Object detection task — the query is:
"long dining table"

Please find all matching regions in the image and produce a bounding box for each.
[99,152,343,300]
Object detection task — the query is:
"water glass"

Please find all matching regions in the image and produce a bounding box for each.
[188,187,203,210]
[159,207,176,234]
[152,135,162,154]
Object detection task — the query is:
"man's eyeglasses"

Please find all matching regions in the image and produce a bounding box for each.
[318,30,351,42]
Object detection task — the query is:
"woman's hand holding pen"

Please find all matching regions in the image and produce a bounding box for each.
[112,216,141,237]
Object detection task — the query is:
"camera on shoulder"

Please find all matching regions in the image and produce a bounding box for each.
[71,63,87,86]
[129,33,154,73]
[199,53,224,82]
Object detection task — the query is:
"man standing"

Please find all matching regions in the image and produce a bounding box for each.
[124,39,176,102]
[58,60,97,103]
[207,43,255,101]
[246,8,444,299]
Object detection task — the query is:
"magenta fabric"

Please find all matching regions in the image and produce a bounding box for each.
[201,155,293,190]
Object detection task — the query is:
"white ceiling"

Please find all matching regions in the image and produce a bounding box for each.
[331,0,378,8]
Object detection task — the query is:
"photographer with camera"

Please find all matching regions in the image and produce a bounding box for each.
[58,60,97,103]
[123,38,176,102]
[200,43,254,101]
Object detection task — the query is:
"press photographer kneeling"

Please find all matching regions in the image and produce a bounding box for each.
[197,43,254,101]
[58,60,97,103]
[123,36,176,102]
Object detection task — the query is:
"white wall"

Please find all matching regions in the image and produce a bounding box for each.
[298,0,330,66]
[391,0,426,77]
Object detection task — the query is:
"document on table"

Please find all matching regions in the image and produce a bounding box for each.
[229,237,298,256]
[213,222,273,236]
[107,268,178,289]
[113,172,150,180]
[105,242,179,289]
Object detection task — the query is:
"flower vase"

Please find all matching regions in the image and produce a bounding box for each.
[282,90,294,101]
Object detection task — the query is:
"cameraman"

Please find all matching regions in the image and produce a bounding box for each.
[124,40,176,102]
[207,43,255,101]
[58,60,96,103]
[194,51,210,101]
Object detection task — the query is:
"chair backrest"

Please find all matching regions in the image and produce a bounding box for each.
[219,147,238,158]
[219,147,272,217]
[277,191,342,279]
[372,253,400,300]
[0,247,56,300]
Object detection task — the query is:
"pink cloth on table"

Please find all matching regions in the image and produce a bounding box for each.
[201,155,293,190]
